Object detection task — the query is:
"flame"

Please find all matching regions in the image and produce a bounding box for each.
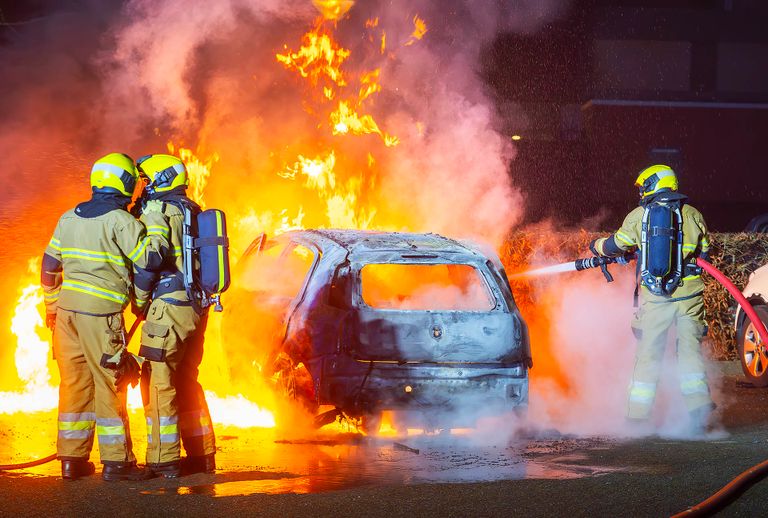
[331,100,399,146]
[405,15,428,46]
[3,10,435,437]
[1,261,275,429]
[166,142,218,209]
[0,269,58,414]
[276,23,350,88]
[311,0,355,21]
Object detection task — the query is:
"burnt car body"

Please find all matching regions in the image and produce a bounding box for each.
[230,230,531,428]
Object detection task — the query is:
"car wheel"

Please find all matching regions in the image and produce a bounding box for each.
[272,352,317,412]
[737,305,768,387]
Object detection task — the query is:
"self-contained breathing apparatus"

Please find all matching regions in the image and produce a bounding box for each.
[640,200,684,296]
[178,200,231,312]
[638,195,701,297]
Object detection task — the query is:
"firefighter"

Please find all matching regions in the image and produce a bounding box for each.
[41,153,171,480]
[134,154,216,478]
[591,165,714,434]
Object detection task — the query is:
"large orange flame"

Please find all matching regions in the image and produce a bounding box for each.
[4,10,434,437]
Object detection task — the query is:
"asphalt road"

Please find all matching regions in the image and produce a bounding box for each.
[2,363,768,518]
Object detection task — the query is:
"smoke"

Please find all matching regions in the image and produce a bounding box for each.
[517,260,727,441]
[0,0,575,415]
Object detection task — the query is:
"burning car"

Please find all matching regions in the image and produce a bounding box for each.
[735,263,768,387]
[227,230,531,431]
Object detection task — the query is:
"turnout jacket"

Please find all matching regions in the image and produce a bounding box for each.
[594,197,710,302]
[41,198,170,315]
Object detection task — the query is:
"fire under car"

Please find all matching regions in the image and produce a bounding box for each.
[226,230,531,431]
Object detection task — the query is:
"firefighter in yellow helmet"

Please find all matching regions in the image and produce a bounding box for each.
[591,165,714,434]
[41,153,171,480]
[134,154,216,477]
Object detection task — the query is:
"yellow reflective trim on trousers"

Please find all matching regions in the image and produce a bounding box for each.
[61,280,127,303]
[629,383,655,402]
[681,379,708,395]
[616,231,634,246]
[60,247,126,266]
[96,425,125,436]
[49,238,62,251]
[128,237,149,262]
[159,424,179,435]
[58,420,94,431]
[173,246,183,257]
[216,211,225,291]
[683,274,701,281]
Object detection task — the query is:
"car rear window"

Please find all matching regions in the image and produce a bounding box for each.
[361,263,495,311]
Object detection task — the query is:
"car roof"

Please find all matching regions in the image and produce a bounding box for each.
[278,229,486,259]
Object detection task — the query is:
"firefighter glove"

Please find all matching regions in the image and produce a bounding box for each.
[115,353,142,391]
[46,312,57,331]
[143,200,164,214]
[101,349,144,391]
[589,238,601,256]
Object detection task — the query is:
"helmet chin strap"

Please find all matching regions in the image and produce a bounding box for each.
[142,165,180,196]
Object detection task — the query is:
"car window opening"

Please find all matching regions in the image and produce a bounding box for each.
[361,263,495,311]
[241,243,315,300]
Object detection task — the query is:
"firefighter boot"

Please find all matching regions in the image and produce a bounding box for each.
[149,461,181,479]
[180,453,216,475]
[688,403,716,437]
[624,417,655,437]
[102,461,155,481]
[61,459,95,480]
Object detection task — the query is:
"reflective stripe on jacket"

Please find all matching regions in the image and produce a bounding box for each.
[42,208,170,314]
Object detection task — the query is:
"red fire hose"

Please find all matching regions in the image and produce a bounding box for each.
[671,258,768,517]
[697,258,768,346]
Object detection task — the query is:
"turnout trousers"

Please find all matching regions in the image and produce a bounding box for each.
[140,299,215,466]
[54,309,136,464]
[627,295,713,419]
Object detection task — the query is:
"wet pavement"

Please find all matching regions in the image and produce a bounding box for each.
[1,414,626,492]
[2,365,768,517]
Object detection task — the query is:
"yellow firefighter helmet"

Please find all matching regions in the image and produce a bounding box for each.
[90,153,139,196]
[136,154,189,194]
[635,164,678,199]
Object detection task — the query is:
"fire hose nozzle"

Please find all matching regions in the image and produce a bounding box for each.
[573,252,636,282]
[574,256,612,271]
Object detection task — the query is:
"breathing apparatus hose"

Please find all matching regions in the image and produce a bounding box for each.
[670,258,768,517]
[0,453,58,471]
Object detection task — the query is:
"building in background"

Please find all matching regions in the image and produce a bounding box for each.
[487,0,768,231]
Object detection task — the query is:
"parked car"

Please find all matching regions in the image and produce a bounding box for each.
[734,263,768,387]
[226,229,531,431]
[745,214,768,233]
